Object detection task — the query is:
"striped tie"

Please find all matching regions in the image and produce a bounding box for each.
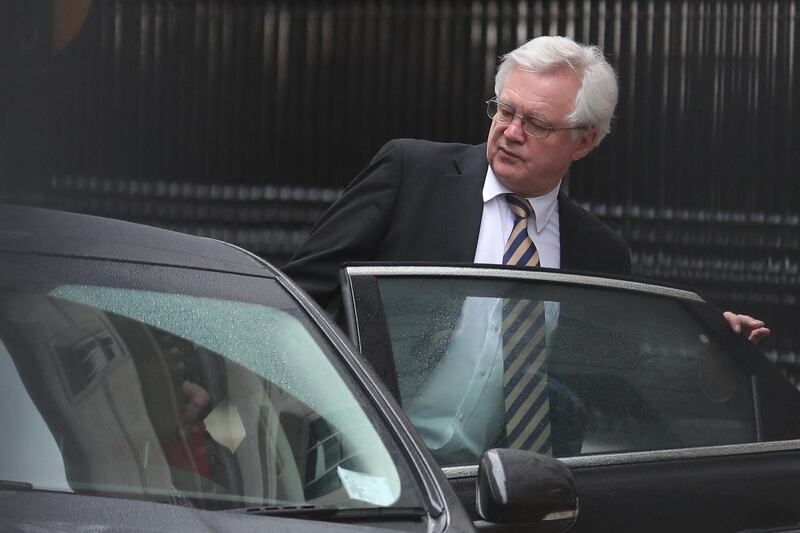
[501,194,552,454]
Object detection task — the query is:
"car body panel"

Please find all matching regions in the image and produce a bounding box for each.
[1,488,407,532]
[0,204,271,276]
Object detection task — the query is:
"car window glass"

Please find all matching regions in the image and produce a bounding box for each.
[375,277,757,467]
[0,269,406,511]
[51,285,366,427]
[0,339,70,491]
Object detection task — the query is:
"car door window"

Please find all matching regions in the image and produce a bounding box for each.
[346,269,765,467]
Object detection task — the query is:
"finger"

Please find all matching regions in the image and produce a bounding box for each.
[748,327,771,344]
[723,311,741,333]
[736,314,763,327]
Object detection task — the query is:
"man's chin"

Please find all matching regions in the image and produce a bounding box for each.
[495,171,559,198]
[493,167,527,192]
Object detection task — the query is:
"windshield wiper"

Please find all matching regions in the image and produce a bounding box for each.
[228,505,428,522]
[165,484,195,508]
[0,479,34,491]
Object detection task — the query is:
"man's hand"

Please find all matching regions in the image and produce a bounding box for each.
[723,312,771,345]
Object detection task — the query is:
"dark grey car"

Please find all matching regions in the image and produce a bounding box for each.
[0,206,575,533]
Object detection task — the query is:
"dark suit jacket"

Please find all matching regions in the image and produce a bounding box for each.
[283,139,631,306]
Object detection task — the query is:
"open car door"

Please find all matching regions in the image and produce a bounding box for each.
[340,264,800,533]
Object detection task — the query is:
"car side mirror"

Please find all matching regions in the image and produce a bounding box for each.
[476,448,578,532]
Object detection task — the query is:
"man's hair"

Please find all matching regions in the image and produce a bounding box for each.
[495,35,618,147]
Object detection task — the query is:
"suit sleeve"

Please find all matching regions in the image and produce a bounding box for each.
[281,140,404,306]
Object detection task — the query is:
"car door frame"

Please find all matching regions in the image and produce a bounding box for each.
[339,263,800,533]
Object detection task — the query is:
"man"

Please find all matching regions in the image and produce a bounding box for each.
[282,35,768,342]
[284,37,626,300]
[284,35,768,462]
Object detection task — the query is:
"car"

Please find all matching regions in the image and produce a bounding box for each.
[338,264,800,533]
[0,205,577,533]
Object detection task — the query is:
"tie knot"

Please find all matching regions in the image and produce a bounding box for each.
[505,194,533,220]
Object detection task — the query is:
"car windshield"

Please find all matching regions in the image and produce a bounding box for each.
[0,255,411,511]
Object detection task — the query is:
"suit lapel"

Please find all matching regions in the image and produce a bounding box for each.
[444,144,487,262]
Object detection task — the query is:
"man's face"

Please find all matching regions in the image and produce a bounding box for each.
[486,67,597,197]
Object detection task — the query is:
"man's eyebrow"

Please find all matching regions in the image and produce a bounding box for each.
[500,100,549,122]
[524,113,549,123]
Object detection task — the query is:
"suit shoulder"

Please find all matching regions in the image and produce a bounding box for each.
[562,197,625,244]
[380,138,474,160]
[560,194,631,275]
[375,139,480,182]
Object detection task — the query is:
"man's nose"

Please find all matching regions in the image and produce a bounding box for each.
[503,115,526,142]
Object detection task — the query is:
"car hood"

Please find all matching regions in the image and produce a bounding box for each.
[0,490,396,533]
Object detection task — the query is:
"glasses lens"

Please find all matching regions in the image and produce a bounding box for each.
[487,100,499,120]
[523,117,550,139]
[488,100,512,123]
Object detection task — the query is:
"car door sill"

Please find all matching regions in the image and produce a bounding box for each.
[442,438,800,478]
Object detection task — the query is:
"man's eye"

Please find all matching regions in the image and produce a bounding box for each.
[498,107,514,120]
[526,117,549,133]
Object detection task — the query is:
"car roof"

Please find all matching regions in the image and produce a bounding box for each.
[0,204,277,277]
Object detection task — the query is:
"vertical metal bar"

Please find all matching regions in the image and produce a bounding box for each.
[485,0,499,99]
[259,1,277,185]
[274,0,290,184]
[516,0,528,44]
[622,0,637,212]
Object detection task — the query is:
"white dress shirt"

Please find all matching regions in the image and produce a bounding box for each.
[473,166,561,268]
[404,168,563,464]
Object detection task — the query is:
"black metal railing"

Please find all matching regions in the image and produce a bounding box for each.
[1,0,798,383]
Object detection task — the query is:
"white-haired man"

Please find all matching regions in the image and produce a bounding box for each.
[283,34,768,460]
[283,35,768,343]
[286,37,629,298]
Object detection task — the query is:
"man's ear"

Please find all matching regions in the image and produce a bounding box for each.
[571,127,598,161]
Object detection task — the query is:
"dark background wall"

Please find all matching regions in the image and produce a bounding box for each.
[1,0,798,384]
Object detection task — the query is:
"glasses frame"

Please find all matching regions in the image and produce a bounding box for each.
[486,98,589,139]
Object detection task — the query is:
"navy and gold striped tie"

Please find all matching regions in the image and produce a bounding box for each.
[501,194,552,454]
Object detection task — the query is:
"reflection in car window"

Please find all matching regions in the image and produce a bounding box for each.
[0,276,403,510]
[376,277,756,467]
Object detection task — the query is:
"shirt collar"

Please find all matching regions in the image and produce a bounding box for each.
[483,166,561,233]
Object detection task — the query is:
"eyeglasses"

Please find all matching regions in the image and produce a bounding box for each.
[485,98,588,139]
